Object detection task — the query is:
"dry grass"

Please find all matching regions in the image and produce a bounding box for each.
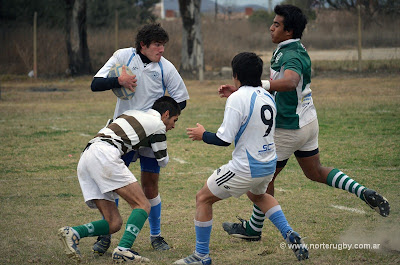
[0,73,399,264]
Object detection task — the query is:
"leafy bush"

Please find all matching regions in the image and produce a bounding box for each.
[248,10,275,25]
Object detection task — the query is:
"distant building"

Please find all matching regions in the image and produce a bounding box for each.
[154,0,266,21]
[165,9,176,18]
[245,7,253,17]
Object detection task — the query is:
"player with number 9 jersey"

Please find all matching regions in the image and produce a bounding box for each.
[177,52,308,265]
[217,86,277,178]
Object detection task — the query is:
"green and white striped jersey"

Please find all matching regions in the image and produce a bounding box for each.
[270,39,317,129]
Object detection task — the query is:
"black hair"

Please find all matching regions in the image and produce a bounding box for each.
[152,96,181,117]
[135,23,169,51]
[274,4,307,39]
[231,52,263,87]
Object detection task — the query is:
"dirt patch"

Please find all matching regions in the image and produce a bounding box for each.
[30,87,71,92]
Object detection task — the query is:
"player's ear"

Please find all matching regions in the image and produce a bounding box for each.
[285,29,293,38]
[161,110,170,119]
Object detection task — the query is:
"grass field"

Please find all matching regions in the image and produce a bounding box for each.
[0,73,399,264]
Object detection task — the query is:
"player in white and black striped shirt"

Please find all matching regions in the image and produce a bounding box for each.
[58,96,180,263]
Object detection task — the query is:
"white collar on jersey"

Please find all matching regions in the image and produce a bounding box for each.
[147,108,161,118]
[273,38,301,57]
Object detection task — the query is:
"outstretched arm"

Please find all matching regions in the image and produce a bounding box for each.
[218,84,238,98]
[187,123,206,141]
[187,123,230,146]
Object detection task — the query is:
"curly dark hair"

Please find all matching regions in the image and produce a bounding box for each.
[274,5,307,39]
[135,23,169,51]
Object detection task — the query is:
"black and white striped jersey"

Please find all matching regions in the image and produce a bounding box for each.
[88,109,168,167]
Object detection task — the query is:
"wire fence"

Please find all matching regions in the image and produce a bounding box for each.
[1,10,400,77]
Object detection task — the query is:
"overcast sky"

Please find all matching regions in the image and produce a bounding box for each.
[212,0,283,8]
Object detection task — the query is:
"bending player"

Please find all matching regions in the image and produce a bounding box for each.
[58,96,181,263]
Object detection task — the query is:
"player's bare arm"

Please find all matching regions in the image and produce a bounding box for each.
[118,65,137,92]
[269,69,300,92]
[187,123,206,141]
[218,84,238,98]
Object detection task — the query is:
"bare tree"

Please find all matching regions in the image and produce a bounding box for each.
[178,0,204,79]
[65,0,92,75]
[324,0,400,26]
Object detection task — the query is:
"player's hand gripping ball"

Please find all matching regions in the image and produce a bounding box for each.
[108,64,136,100]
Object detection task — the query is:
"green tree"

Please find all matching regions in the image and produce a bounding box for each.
[87,0,159,28]
[281,0,317,20]
[0,0,159,28]
[322,0,400,25]
[0,0,66,27]
[249,10,275,25]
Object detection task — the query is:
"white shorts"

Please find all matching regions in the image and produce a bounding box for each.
[275,118,319,161]
[207,164,274,199]
[77,141,137,209]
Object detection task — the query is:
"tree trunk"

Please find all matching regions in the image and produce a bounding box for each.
[65,0,92,75]
[178,0,204,79]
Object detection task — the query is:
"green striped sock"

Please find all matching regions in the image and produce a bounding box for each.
[72,219,109,238]
[245,204,265,236]
[118,208,148,249]
[326,168,366,201]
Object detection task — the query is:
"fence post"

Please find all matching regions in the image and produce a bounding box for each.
[357,5,362,72]
[33,11,37,78]
[199,67,204,82]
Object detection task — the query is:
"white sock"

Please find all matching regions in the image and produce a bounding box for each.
[118,246,130,251]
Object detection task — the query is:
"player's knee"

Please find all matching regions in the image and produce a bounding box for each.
[108,216,123,234]
[195,189,210,206]
[138,200,151,215]
[143,186,158,199]
[141,178,159,198]
[195,190,203,203]
[305,169,325,183]
[144,201,151,214]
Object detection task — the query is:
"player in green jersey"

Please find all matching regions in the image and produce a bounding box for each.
[219,4,390,241]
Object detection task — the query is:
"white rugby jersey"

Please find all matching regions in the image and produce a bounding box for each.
[216,86,277,178]
[94,48,189,120]
[88,109,169,167]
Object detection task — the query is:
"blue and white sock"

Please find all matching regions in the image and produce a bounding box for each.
[149,194,162,237]
[195,219,213,255]
[266,205,292,239]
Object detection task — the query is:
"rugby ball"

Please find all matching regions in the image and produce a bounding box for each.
[108,64,135,100]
